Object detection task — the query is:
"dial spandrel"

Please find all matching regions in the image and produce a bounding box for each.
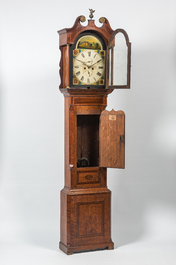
[73,49,105,85]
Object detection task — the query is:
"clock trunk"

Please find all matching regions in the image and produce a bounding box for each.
[59,88,125,254]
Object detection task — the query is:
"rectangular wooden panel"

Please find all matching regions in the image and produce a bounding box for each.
[72,97,105,105]
[99,109,125,168]
[70,190,112,247]
[77,169,100,184]
[77,201,104,237]
[74,167,106,189]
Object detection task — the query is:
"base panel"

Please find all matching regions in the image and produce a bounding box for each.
[59,241,114,255]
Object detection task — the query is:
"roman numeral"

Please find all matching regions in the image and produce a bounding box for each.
[88,51,91,57]
[97,72,101,76]
[87,78,90,83]
[93,53,97,58]
[81,53,85,58]
[74,66,79,68]
[99,66,104,69]
[81,76,84,81]
[76,71,80,76]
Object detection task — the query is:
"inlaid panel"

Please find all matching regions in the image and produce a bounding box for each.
[70,191,111,247]
[77,170,100,184]
[77,201,104,237]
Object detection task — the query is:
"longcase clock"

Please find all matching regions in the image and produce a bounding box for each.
[57,11,131,255]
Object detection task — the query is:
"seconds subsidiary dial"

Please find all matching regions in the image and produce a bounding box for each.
[73,49,105,85]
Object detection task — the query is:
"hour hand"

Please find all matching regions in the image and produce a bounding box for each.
[90,59,102,67]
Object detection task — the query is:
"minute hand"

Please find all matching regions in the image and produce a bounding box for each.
[89,59,102,67]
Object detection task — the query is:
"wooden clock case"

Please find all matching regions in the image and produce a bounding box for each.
[57,15,131,255]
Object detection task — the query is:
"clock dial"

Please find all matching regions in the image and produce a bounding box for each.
[73,49,105,85]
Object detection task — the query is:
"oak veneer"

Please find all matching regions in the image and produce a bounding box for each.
[58,14,130,254]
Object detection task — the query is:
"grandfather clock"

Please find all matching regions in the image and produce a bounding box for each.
[57,10,131,255]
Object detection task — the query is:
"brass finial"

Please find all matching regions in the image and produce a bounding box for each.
[99,17,106,24]
[80,16,86,22]
[89,9,95,19]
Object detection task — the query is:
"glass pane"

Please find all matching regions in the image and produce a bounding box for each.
[109,47,112,85]
[109,33,128,86]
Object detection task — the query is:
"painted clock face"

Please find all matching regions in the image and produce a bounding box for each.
[72,34,105,86]
[73,49,105,85]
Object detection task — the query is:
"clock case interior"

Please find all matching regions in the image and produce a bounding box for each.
[77,114,99,168]
[70,31,106,89]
